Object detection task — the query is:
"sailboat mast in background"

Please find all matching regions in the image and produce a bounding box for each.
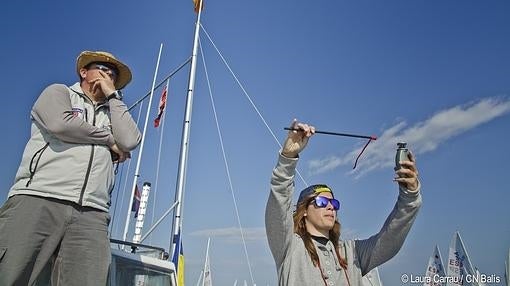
[121,44,164,244]
[169,0,204,284]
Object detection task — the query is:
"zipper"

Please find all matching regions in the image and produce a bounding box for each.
[78,102,99,205]
[26,142,50,187]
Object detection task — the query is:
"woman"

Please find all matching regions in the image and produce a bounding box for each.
[265,120,421,286]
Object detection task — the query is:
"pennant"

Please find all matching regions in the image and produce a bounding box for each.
[131,185,141,218]
[193,0,204,13]
[154,86,168,128]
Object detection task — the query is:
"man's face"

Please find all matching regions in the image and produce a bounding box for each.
[80,62,118,97]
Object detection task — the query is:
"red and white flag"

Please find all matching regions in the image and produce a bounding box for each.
[154,85,168,128]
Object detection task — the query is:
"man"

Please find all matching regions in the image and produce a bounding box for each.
[265,120,422,286]
[0,51,141,285]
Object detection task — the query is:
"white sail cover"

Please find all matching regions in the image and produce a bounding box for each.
[446,232,476,286]
[424,245,446,286]
[362,267,383,286]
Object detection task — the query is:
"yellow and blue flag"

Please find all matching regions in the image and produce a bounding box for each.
[172,234,185,286]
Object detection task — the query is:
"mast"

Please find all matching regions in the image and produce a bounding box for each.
[122,44,164,244]
[170,0,203,260]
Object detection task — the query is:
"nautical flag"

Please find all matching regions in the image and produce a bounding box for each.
[154,85,168,128]
[423,245,446,286]
[177,243,184,286]
[131,184,141,218]
[446,232,476,286]
[172,234,185,286]
[193,0,203,13]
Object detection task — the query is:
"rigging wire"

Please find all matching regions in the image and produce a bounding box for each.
[199,37,256,285]
[200,24,309,187]
[128,57,191,112]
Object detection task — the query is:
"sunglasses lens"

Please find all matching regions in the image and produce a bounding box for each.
[331,199,340,210]
[314,196,328,208]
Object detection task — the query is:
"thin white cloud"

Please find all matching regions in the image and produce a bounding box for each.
[189,227,267,243]
[309,96,510,177]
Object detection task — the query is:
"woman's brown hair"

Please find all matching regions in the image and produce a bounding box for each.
[293,194,347,269]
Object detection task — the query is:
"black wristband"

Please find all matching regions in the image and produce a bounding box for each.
[107,90,123,101]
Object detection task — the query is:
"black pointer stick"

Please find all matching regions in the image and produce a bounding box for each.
[284,127,377,141]
[284,127,377,169]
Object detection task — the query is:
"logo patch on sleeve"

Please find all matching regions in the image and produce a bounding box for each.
[72,107,84,117]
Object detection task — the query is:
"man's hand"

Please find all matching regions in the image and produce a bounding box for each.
[110,143,131,163]
[394,151,419,192]
[89,70,116,99]
[281,119,315,158]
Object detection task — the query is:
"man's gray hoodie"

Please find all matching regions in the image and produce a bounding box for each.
[8,83,141,212]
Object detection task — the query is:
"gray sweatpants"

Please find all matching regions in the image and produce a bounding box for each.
[0,195,111,286]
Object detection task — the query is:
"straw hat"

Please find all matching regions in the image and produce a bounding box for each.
[76,51,132,90]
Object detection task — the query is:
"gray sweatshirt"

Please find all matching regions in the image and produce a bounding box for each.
[8,83,141,211]
[265,154,422,286]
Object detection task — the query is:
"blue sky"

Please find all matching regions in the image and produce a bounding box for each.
[1,1,509,285]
